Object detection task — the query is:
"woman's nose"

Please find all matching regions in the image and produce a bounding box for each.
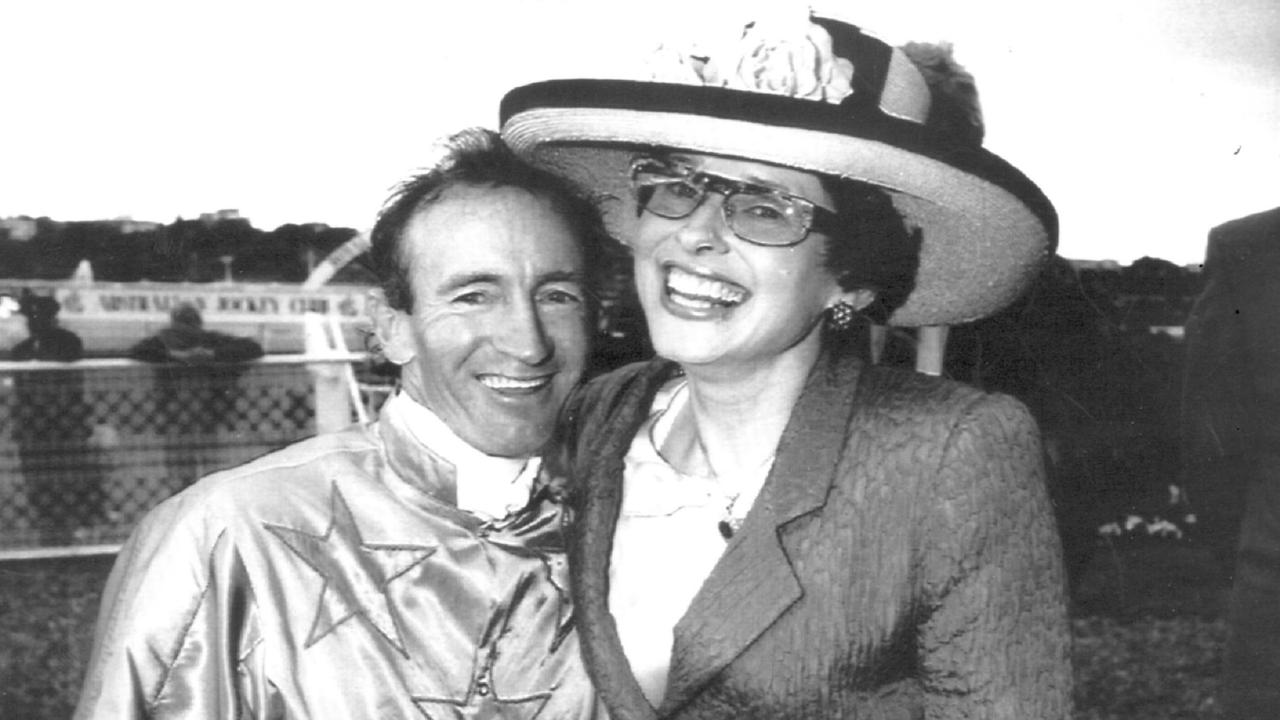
[674,196,731,255]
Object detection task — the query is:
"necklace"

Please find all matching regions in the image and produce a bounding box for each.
[714,451,776,540]
[651,380,776,540]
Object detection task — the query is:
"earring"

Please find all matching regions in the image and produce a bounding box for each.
[826,301,857,332]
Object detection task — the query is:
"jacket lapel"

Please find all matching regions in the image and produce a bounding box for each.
[571,361,680,720]
[658,355,864,715]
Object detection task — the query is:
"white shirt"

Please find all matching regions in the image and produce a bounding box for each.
[608,380,772,707]
[380,391,540,521]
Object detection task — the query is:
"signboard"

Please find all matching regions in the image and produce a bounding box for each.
[0,280,374,355]
[1,281,368,321]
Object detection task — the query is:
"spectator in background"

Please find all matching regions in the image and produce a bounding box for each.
[10,291,101,544]
[1182,205,1280,720]
[12,292,83,362]
[129,302,264,364]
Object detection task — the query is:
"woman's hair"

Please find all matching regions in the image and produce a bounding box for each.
[819,178,922,324]
[369,127,610,314]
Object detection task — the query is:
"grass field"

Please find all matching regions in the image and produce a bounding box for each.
[0,538,1235,719]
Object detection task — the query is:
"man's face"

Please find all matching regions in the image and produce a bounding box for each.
[384,184,590,457]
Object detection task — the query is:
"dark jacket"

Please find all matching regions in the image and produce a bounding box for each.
[129,327,264,364]
[1183,206,1280,480]
[12,326,83,362]
[556,354,1072,719]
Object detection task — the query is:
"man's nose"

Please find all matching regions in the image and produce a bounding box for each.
[492,298,552,365]
[674,195,731,256]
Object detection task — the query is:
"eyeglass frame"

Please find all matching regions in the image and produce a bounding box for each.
[628,157,841,247]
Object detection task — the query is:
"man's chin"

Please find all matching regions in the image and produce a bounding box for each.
[460,419,554,459]
[474,436,550,459]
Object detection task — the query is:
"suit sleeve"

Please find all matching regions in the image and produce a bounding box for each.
[206,332,265,363]
[74,496,263,720]
[916,393,1073,719]
[128,336,171,363]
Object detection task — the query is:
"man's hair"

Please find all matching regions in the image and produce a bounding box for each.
[369,127,610,313]
[170,303,204,329]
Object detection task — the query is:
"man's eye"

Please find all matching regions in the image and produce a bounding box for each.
[452,291,488,305]
[540,288,584,306]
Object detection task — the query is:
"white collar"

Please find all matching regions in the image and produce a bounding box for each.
[381,391,540,521]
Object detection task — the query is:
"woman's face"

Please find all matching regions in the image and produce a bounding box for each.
[630,153,856,371]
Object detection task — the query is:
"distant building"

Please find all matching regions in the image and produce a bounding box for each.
[198,209,246,226]
[108,217,163,234]
[0,217,38,242]
[1066,258,1123,271]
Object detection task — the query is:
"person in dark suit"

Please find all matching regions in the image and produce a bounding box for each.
[502,10,1070,719]
[12,292,83,362]
[129,303,264,364]
[1182,205,1280,720]
[10,292,101,543]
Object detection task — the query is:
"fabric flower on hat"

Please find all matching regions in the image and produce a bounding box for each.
[731,16,853,102]
[901,41,985,146]
[647,12,854,104]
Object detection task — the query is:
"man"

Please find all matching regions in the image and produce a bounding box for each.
[75,128,604,719]
[129,302,264,364]
[12,292,82,362]
[11,293,98,543]
[1181,205,1280,720]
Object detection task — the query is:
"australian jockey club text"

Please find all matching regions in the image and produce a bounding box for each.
[65,291,363,318]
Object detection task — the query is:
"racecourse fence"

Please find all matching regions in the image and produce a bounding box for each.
[0,355,383,559]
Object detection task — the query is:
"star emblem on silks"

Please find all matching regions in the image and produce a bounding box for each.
[265,482,437,656]
[412,563,566,719]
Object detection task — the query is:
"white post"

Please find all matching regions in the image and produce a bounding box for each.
[915,326,949,377]
[304,312,352,433]
[868,324,888,365]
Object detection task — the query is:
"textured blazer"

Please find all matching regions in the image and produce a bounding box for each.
[556,354,1072,719]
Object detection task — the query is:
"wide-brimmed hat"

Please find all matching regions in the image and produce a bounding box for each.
[500,11,1056,326]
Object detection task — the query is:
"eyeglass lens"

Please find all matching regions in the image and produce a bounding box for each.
[631,163,813,247]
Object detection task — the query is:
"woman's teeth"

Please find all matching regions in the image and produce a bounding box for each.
[666,267,746,307]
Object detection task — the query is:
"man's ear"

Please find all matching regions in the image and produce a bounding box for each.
[367,289,415,365]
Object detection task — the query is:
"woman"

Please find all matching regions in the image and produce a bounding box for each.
[501,11,1071,719]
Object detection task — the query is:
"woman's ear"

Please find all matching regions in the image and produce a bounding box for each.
[367,289,415,365]
[831,282,877,314]
[843,288,877,313]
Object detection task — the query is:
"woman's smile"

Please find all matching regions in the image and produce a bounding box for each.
[631,154,843,368]
[662,263,750,316]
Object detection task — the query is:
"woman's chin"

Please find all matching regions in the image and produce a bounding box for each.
[648,326,730,368]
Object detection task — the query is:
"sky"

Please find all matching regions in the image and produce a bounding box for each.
[2,0,1277,265]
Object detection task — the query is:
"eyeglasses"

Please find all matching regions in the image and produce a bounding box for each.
[629,158,839,247]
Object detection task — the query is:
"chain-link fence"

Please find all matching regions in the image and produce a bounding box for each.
[0,357,371,554]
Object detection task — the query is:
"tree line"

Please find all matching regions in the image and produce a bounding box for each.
[0,216,372,285]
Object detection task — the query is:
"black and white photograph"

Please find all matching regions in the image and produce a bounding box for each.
[1,1,1277,718]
